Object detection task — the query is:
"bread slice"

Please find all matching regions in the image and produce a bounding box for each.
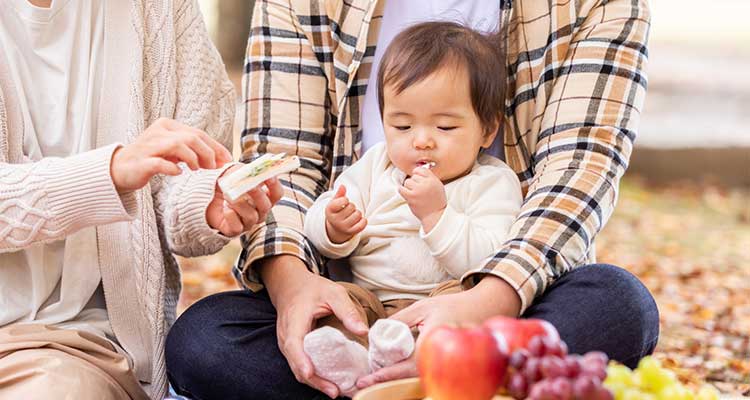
[219,153,300,202]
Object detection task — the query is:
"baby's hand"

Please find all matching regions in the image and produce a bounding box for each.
[399,167,447,225]
[325,185,367,244]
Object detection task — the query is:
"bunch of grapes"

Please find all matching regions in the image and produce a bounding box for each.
[604,356,720,400]
[504,335,613,400]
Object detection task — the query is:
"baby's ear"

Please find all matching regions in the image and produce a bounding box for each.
[482,115,503,147]
[481,126,499,148]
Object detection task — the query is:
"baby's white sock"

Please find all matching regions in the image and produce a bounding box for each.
[303,320,415,396]
[367,319,415,371]
[303,326,369,397]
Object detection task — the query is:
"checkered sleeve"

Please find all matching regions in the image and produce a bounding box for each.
[462,0,651,313]
[233,0,332,290]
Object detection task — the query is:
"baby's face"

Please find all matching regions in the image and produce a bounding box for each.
[382,63,496,182]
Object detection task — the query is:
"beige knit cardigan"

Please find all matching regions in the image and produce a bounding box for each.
[0,0,236,398]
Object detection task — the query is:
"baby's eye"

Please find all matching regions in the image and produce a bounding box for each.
[438,126,457,131]
[394,125,411,131]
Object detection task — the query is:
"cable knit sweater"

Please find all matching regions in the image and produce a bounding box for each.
[0,1,235,398]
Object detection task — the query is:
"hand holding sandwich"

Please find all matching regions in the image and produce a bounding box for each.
[209,152,299,236]
[111,118,283,236]
[325,185,367,244]
[207,167,285,237]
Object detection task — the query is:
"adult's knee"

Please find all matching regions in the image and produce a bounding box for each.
[166,290,316,400]
[0,349,133,400]
[167,290,259,398]
[166,294,225,397]
[533,264,660,368]
[576,264,658,366]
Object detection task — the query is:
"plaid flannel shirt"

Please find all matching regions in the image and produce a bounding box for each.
[234,0,651,313]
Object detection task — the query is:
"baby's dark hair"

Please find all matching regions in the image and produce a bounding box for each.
[377,21,507,136]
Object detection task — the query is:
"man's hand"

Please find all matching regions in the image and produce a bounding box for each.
[398,167,446,232]
[206,166,284,236]
[111,118,232,192]
[259,255,369,399]
[325,185,367,244]
[355,276,521,389]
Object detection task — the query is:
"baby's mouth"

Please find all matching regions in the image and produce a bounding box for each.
[416,160,436,169]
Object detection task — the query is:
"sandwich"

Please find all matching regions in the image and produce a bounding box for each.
[218,153,300,202]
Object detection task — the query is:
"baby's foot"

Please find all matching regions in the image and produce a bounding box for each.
[303,326,369,397]
[367,319,415,371]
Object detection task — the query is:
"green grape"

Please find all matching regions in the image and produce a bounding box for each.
[605,357,719,400]
[635,357,677,392]
[696,385,720,400]
[657,384,694,400]
[621,387,647,400]
[606,382,628,400]
[606,363,636,387]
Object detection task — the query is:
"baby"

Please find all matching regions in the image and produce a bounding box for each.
[302,21,523,397]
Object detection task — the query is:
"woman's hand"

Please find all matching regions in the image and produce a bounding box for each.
[259,255,370,399]
[206,167,284,237]
[111,118,232,192]
[355,276,521,389]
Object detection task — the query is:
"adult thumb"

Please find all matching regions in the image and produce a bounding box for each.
[388,303,424,330]
[329,292,368,336]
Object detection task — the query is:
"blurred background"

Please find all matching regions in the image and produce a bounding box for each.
[185,0,749,394]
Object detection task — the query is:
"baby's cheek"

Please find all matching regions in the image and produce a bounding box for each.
[385,145,409,172]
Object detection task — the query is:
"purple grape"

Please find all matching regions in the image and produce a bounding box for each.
[560,340,569,356]
[528,335,546,357]
[581,363,607,381]
[528,380,555,400]
[563,355,583,378]
[528,382,545,400]
[509,349,530,370]
[572,375,601,399]
[507,372,529,400]
[595,386,614,400]
[530,379,561,400]
[523,357,542,382]
[582,351,609,367]
[543,336,568,357]
[549,377,572,400]
[540,355,566,379]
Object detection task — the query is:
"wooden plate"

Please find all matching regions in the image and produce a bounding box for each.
[353,378,513,400]
[353,378,748,400]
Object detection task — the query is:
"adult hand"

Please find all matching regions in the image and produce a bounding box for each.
[259,255,369,399]
[325,185,367,244]
[111,118,233,192]
[206,166,284,236]
[398,167,446,231]
[356,276,521,389]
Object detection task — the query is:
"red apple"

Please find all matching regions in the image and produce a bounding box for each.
[417,325,509,400]
[483,316,559,353]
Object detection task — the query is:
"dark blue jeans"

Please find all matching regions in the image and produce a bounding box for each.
[165,264,659,400]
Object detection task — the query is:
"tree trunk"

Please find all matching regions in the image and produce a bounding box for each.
[213,0,254,70]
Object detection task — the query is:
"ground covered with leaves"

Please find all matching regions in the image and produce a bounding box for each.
[596,178,750,396]
[177,176,750,396]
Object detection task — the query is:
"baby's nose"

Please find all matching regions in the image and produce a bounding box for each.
[413,131,435,149]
